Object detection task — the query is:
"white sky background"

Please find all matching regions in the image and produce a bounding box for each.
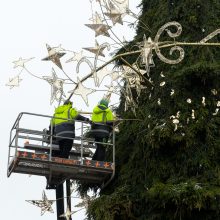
[0,1,141,219]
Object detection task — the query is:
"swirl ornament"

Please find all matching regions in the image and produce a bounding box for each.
[154,21,185,64]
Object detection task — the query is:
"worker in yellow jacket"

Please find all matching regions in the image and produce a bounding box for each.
[90,99,115,161]
[51,100,91,158]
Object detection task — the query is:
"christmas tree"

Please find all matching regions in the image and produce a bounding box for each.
[82,1,220,219]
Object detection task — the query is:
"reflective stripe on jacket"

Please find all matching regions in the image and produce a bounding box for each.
[54,123,75,140]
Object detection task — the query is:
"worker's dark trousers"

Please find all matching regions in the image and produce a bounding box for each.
[59,139,73,159]
[92,138,106,161]
[52,139,73,159]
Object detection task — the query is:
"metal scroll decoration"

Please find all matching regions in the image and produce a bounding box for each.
[154,21,185,65]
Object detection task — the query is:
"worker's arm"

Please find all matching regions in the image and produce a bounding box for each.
[75,114,91,123]
[70,108,91,123]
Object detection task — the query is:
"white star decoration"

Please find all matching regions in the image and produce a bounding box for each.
[83,40,107,57]
[26,190,54,216]
[6,75,22,89]
[66,50,84,63]
[69,77,95,106]
[43,68,65,104]
[12,57,34,68]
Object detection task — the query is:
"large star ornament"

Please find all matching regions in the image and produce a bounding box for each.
[69,78,95,106]
[42,44,66,69]
[26,190,54,216]
[43,68,65,104]
[85,12,111,37]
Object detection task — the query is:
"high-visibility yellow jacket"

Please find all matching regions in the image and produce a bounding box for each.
[51,103,89,140]
[51,103,78,126]
[90,104,115,138]
[91,104,114,123]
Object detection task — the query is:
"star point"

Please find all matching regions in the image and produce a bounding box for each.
[83,40,107,57]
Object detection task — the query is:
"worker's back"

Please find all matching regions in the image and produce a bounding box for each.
[90,99,114,139]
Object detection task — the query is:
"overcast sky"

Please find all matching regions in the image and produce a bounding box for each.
[0,1,141,219]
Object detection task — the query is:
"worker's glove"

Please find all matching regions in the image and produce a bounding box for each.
[86,118,93,125]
